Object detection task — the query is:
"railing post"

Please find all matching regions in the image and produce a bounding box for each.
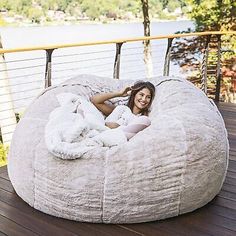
[201,35,211,94]
[45,49,54,88]
[113,43,123,79]
[163,38,173,76]
[215,34,222,102]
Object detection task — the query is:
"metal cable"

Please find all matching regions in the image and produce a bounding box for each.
[52,55,113,66]
[0,95,36,106]
[122,52,144,57]
[0,57,45,64]
[52,62,112,73]
[0,116,18,122]
[1,139,11,143]
[0,79,43,89]
[53,68,111,80]
[7,72,43,80]
[1,123,17,129]
[1,105,27,113]
[122,69,147,74]
[0,87,42,98]
[0,64,45,72]
[53,49,114,58]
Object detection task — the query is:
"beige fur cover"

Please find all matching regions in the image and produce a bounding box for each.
[7,75,229,223]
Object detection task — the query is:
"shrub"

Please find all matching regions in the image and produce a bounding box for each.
[0,142,8,167]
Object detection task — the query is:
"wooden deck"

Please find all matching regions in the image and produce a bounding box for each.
[0,102,236,236]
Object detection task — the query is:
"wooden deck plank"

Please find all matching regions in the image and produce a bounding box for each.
[0,214,39,236]
[213,197,236,211]
[226,170,236,179]
[228,160,236,171]
[123,219,211,236]
[230,157,236,161]
[222,183,236,194]
[0,200,78,236]
[0,102,236,236]
[119,222,191,236]
[0,169,9,181]
[0,167,7,175]
[224,176,236,187]
[0,177,14,193]
[169,211,236,236]
[218,190,236,203]
[139,216,229,236]
[161,215,234,236]
[0,186,140,236]
[206,203,236,221]
[124,198,236,236]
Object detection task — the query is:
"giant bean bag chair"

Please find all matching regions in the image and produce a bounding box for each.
[8,75,229,223]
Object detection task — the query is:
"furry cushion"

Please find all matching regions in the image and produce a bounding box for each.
[44,93,127,160]
[7,75,229,223]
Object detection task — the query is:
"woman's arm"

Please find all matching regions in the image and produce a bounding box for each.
[104,105,128,129]
[90,87,131,116]
[105,122,120,129]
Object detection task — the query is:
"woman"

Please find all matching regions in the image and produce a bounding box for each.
[91,81,155,140]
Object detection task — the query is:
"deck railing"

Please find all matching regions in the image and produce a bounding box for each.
[0,31,235,145]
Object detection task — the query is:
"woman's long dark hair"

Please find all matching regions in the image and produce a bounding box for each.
[127,81,155,116]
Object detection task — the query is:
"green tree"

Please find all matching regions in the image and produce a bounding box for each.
[39,0,57,11]
[57,0,73,12]
[0,15,7,26]
[0,142,8,166]
[27,7,43,23]
[79,0,102,20]
[65,1,82,17]
[166,0,181,12]
[0,0,187,22]
[186,0,236,31]
[149,0,163,18]
[172,0,236,101]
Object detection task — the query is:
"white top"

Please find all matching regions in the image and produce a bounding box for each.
[105,105,139,126]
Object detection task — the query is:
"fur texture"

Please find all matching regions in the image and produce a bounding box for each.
[45,93,127,159]
[7,75,229,223]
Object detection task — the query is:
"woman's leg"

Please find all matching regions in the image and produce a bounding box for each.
[120,116,151,140]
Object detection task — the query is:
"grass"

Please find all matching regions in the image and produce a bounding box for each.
[0,142,8,167]
[0,160,7,167]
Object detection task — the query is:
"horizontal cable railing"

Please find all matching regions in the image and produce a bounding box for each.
[0,31,235,145]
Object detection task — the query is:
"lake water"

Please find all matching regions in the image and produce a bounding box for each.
[0,21,194,110]
[1,21,194,47]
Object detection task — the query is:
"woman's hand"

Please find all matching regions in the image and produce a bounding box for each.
[90,86,132,117]
[119,86,132,97]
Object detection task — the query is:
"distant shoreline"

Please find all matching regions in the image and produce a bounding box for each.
[1,16,191,28]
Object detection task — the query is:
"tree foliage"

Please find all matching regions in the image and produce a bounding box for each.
[0,0,185,22]
[172,0,236,101]
[186,0,236,31]
[0,142,8,166]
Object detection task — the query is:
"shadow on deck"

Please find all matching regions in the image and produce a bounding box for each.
[0,102,235,236]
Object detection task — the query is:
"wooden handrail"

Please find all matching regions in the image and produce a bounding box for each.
[0,31,235,54]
